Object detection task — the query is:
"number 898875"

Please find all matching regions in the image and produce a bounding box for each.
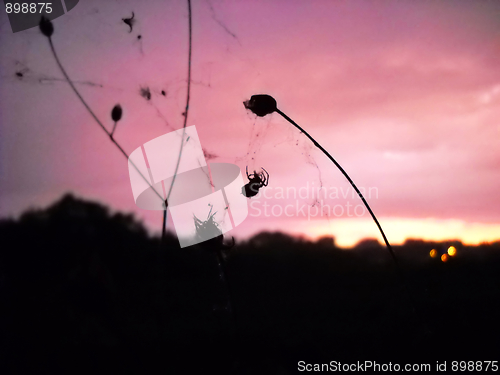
[5,2,52,14]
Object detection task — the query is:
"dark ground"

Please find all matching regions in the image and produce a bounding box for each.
[1,194,499,374]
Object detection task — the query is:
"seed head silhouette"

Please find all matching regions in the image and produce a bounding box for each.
[111,104,123,122]
[243,94,277,117]
[39,16,54,38]
[140,87,151,101]
[122,12,135,33]
[110,104,122,137]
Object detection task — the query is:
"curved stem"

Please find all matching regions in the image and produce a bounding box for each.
[47,37,164,203]
[275,107,432,333]
[275,109,398,264]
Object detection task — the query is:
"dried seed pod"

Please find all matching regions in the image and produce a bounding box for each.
[140,87,151,101]
[39,16,54,38]
[243,94,277,117]
[111,104,123,122]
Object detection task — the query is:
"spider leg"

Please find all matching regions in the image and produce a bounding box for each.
[261,167,269,179]
[261,167,269,186]
[194,215,203,231]
[247,167,257,180]
[208,211,218,222]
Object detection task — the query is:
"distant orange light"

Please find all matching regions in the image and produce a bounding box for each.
[447,246,457,256]
[430,249,438,258]
[441,254,449,262]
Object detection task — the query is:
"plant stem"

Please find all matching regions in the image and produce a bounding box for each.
[275,109,398,264]
[275,108,432,331]
[46,37,164,203]
[163,0,193,246]
[162,206,167,242]
[48,34,171,342]
[111,121,117,137]
[215,249,237,330]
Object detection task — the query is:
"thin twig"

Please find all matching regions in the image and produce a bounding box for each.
[276,108,397,264]
[275,108,427,324]
[48,33,171,342]
[162,208,168,241]
[111,121,118,137]
[215,250,237,330]
[47,38,164,203]
[163,0,193,242]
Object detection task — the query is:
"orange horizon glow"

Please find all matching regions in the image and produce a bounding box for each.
[292,218,500,248]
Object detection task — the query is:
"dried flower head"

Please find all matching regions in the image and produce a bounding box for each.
[39,16,54,38]
[140,87,151,101]
[243,94,277,117]
[111,104,123,122]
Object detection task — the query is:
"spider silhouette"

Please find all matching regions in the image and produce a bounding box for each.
[242,166,269,198]
[122,12,135,33]
[194,207,234,251]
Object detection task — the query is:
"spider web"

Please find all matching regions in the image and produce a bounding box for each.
[0,0,339,244]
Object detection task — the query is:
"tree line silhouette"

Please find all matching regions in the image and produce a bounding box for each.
[1,194,499,374]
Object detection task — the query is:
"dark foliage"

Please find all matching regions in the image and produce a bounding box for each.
[1,194,499,374]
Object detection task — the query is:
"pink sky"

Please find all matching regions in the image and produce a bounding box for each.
[1,0,500,246]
